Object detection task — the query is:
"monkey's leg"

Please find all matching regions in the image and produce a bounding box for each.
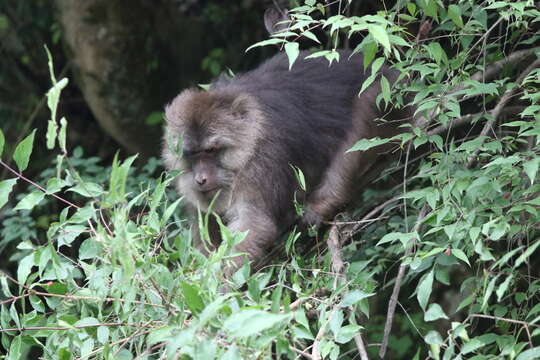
[303,109,382,226]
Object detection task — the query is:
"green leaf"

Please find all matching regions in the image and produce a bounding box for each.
[302,30,320,43]
[451,249,470,266]
[223,309,291,338]
[109,154,137,203]
[180,282,205,313]
[335,324,362,344]
[523,158,540,185]
[7,336,22,360]
[0,129,5,157]
[424,303,448,322]
[246,38,284,52]
[376,231,417,248]
[481,275,499,311]
[380,75,390,106]
[285,42,300,70]
[58,117,67,153]
[46,119,57,150]
[97,326,110,344]
[367,24,390,51]
[447,5,463,27]
[13,191,45,211]
[514,240,540,268]
[516,347,540,360]
[424,330,443,345]
[347,137,392,153]
[79,238,101,260]
[17,253,34,285]
[13,130,36,172]
[417,270,434,311]
[0,178,17,210]
[496,274,513,301]
[67,183,104,197]
[340,289,374,307]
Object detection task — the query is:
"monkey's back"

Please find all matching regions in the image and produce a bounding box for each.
[211,50,390,221]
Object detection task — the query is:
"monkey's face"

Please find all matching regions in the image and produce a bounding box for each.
[162,89,263,213]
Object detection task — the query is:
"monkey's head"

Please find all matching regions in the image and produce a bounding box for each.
[162,89,263,211]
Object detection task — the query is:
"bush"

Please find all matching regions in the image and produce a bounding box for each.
[1,1,540,359]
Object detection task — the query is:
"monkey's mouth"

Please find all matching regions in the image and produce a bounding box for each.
[200,187,220,196]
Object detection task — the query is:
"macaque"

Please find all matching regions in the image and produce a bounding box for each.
[162,50,411,271]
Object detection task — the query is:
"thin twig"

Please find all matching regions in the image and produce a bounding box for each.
[469,314,540,328]
[467,58,540,167]
[291,346,314,359]
[354,334,370,360]
[379,205,428,359]
[0,322,154,333]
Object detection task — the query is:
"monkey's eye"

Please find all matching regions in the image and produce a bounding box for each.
[204,147,216,154]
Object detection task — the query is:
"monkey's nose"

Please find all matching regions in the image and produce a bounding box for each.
[195,175,207,186]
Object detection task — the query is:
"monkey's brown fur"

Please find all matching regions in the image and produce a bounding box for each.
[163,50,412,271]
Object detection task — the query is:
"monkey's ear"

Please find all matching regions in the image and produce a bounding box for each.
[264,8,290,35]
[230,93,256,118]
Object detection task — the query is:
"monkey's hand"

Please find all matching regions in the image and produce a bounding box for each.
[301,206,325,228]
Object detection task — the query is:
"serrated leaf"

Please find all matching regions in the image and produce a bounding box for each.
[417,270,434,311]
[223,309,291,338]
[79,238,101,260]
[13,191,45,211]
[376,231,417,248]
[481,275,499,311]
[180,282,205,313]
[347,137,392,153]
[523,158,539,185]
[335,324,362,344]
[447,5,463,27]
[0,178,17,210]
[246,38,284,52]
[516,347,540,360]
[424,330,443,345]
[302,30,320,43]
[424,303,448,321]
[340,289,374,307]
[496,274,513,301]
[97,326,109,344]
[13,130,36,172]
[285,42,299,70]
[451,249,470,266]
[514,240,540,268]
[17,254,35,285]
[367,24,390,51]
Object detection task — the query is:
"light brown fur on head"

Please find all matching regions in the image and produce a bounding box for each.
[162,88,265,213]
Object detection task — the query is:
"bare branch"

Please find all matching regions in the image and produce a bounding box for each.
[379,205,428,359]
[467,58,540,167]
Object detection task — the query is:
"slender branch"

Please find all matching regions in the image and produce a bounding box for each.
[427,106,525,136]
[0,159,80,209]
[469,314,540,328]
[379,205,428,359]
[354,333,370,360]
[317,225,370,360]
[311,308,336,360]
[291,346,314,359]
[467,59,540,167]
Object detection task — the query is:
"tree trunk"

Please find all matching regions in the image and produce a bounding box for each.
[55,0,206,157]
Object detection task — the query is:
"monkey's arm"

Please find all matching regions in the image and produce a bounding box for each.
[225,207,279,273]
